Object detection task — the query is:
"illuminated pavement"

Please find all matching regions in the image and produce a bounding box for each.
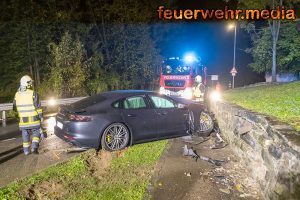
[0,114,78,187]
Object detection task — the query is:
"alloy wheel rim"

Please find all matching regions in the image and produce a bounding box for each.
[199,112,213,132]
[105,124,129,150]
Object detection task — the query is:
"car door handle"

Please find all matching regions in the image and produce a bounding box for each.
[127,114,136,117]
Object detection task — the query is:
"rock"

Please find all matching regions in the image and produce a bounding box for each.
[268,144,282,160]
[236,120,253,135]
[240,133,256,149]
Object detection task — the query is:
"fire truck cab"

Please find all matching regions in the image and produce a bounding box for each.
[159,56,206,99]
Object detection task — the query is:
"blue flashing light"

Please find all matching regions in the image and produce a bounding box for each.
[184,53,197,63]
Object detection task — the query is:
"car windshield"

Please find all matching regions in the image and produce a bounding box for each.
[162,60,191,75]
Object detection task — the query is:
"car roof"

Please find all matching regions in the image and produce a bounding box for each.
[101,90,158,98]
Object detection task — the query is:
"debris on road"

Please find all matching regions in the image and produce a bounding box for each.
[214,175,228,185]
[216,132,224,143]
[183,145,199,159]
[209,125,229,149]
[182,145,225,166]
[182,135,210,145]
[219,188,231,194]
[184,172,192,177]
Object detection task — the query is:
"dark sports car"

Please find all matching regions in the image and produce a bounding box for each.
[54,90,213,151]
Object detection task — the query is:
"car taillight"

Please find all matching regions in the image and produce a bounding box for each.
[68,114,92,122]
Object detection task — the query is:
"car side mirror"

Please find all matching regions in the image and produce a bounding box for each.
[177,103,186,109]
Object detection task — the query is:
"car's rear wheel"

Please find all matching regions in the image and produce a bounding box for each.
[101,123,130,151]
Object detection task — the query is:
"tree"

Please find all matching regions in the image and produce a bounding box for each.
[46,32,89,97]
[238,0,299,82]
[247,21,300,74]
[0,0,166,102]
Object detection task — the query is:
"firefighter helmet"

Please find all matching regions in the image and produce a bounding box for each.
[20,75,33,87]
[195,75,202,83]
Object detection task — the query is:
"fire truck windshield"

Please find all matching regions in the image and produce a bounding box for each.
[162,60,191,75]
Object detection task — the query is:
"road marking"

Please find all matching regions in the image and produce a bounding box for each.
[0,138,17,142]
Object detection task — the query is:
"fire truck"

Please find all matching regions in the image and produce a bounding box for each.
[159,56,207,99]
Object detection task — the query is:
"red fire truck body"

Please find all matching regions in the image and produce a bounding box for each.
[159,57,206,99]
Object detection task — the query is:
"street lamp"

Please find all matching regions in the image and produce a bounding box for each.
[228,23,237,88]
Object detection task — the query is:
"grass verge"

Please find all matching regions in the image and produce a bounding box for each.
[223,81,300,131]
[0,140,168,200]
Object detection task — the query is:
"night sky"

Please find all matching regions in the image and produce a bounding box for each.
[154,0,265,87]
[155,22,265,87]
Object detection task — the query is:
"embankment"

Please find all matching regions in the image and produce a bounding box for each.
[209,101,300,199]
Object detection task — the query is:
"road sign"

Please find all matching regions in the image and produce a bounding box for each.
[230,67,237,76]
[230,67,237,88]
[211,75,219,81]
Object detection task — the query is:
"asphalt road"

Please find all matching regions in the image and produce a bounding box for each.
[0,113,79,187]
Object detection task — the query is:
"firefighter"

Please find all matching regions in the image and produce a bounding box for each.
[215,82,221,92]
[193,75,205,102]
[13,75,43,155]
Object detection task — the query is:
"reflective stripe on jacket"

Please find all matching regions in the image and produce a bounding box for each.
[14,89,42,129]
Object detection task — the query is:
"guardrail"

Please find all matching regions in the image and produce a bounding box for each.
[0,97,87,123]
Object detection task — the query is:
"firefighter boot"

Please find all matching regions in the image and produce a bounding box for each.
[31,129,41,154]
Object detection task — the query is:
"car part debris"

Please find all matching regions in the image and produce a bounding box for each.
[214,175,228,185]
[182,145,225,166]
[219,188,231,194]
[216,132,224,143]
[182,136,210,145]
[184,172,192,177]
[209,123,228,149]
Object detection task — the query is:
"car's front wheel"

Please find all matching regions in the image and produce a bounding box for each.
[189,110,214,137]
[101,123,130,151]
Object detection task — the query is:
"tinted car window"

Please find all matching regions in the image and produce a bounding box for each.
[150,96,175,108]
[124,96,146,109]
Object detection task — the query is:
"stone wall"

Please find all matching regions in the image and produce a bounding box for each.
[209,101,300,199]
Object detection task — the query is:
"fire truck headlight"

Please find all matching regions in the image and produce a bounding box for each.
[159,87,165,94]
[183,87,193,99]
[210,91,221,102]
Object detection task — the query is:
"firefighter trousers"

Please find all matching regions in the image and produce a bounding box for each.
[22,129,41,154]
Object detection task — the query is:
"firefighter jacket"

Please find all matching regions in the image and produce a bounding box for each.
[13,88,43,130]
[193,83,205,98]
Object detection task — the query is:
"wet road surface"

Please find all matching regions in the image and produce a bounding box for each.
[0,114,79,187]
